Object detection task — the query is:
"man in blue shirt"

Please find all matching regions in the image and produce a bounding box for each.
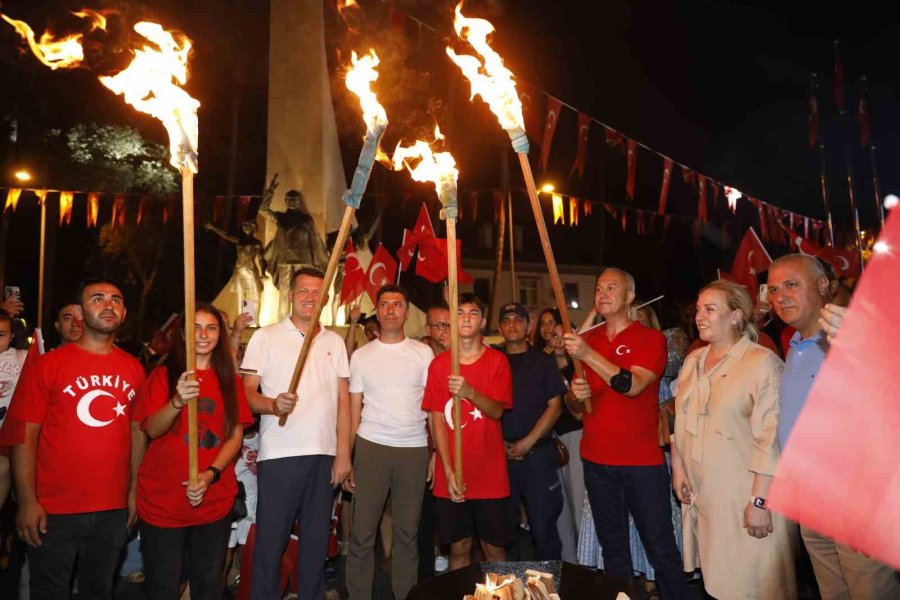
[769,254,899,599]
[497,302,566,560]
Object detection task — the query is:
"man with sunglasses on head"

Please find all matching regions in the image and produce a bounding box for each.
[9,278,145,600]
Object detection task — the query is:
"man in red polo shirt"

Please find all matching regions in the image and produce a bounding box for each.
[564,268,687,600]
[9,279,145,600]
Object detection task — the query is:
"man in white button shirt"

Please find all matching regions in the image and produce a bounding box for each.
[241,267,351,600]
[343,284,433,600]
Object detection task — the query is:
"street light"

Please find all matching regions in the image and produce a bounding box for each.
[13,170,32,182]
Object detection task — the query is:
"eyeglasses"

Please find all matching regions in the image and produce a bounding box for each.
[426,322,451,330]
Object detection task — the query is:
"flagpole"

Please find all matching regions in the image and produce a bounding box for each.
[861,77,886,230]
[507,188,517,300]
[811,74,835,246]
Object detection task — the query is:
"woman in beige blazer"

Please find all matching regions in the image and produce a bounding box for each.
[672,280,797,600]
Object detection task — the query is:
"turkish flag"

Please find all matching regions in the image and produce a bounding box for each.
[365,244,398,304]
[625,139,638,201]
[416,238,473,284]
[396,228,417,271]
[658,158,674,214]
[519,86,545,145]
[341,239,367,304]
[778,223,861,278]
[603,126,624,155]
[681,166,695,186]
[148,313,180,356]
[539,97,563,172]
[571,113,591,179]
[730,228,772,295]
[410,203,435,244]
[697,175,708,224]
[769,210,900,570]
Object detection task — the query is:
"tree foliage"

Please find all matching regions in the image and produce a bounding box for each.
[48,123,179,195]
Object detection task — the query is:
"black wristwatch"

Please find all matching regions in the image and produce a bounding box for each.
[750,495,768,509]
[205,466,221,484]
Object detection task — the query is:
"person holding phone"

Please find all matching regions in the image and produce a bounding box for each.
[133,302,253,600]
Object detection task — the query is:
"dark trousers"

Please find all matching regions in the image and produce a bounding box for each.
[583,461,687,600]
[27,508,127,600]
[507,441,563,560]
[141,514,232,600]
[251,455,334,600]
[416,484,436,581]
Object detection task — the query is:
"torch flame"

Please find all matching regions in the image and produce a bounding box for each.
[345,49,388,134]
[393,126,458,204]
[98,22,199,172]
[0,8,107,70]
[445,3,524,134]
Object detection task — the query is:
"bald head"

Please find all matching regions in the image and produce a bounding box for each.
[767,253,831,338]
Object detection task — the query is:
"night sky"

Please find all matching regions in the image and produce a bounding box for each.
[1,0,896,334]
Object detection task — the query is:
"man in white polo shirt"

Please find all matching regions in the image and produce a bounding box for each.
[241,267,351,600]
[343,284,433,600]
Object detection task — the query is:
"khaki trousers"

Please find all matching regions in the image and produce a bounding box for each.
[800,525,900,600]
[346,436,429,600]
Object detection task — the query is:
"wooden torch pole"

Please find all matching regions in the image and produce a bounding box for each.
[444,211,463,491]
[280,205,356,425]
[516,152,591,412]
[181,167,199,486]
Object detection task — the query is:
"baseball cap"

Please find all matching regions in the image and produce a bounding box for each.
[498,302,529,323]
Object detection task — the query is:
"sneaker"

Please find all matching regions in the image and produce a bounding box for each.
[434,555,449,572]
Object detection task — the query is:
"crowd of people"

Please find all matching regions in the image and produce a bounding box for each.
[0,255,897,600]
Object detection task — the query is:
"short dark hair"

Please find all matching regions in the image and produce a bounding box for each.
[289,267,326,290]
[363,314,379,326]
[427,301,450,313]
[457,293,485,315]
[375,284,409,307]
[77,278,123,305]
[0,309,12,328]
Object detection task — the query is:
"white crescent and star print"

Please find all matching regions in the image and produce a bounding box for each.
[63,374,136,428]
[615,344,631,356]
[443,397,483,430]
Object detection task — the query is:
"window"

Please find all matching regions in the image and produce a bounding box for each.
[564,282,580,309]
[518,276,538,307]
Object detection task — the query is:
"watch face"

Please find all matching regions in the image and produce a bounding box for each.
[753,497,766,508]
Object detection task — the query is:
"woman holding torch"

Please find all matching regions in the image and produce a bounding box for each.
[133,303,253,600]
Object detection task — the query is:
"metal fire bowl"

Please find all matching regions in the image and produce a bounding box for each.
[406,560,638,600]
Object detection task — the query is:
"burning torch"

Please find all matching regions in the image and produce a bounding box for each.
[446,3,590,411]
[393,126,464,490]
[279,50,389,426]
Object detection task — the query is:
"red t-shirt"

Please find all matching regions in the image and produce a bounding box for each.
[421,347,512,500]
[133,366,253,527]
[8,344,145,514]
[580,322,667,466]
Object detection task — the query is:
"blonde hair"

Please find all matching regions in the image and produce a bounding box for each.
[699,280,758,342]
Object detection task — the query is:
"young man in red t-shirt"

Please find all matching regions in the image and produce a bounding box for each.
[9,279,145,600]
[564,268,687,600]
[422,293,512,570]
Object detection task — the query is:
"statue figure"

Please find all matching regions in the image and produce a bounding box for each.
[258,175,330,317]
[204,219,266,322]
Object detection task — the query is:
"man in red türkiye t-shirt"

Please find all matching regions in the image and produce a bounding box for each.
[421,294,512,571]
[8,279,145,600]
[563,268,688,600]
